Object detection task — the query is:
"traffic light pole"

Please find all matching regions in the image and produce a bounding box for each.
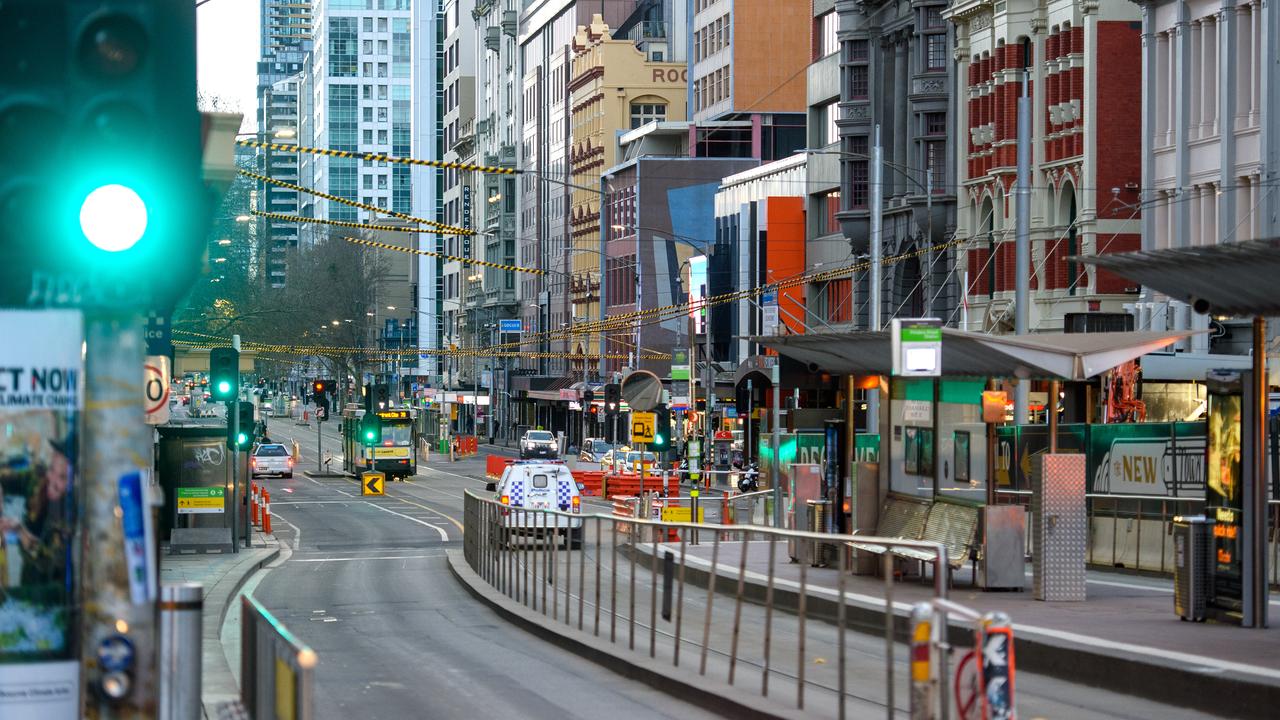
[230,335,241,554]
[316,418,323,473]
[82,312,159,716]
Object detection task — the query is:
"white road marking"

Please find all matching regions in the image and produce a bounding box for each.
[290,554,439,563]
[269,511,303,551]
[306,475,354,497]
[364,502,449,541]
[271,501,355,505]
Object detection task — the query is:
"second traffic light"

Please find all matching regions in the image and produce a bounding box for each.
[228,400,253,450]
[603,383,621,414]
[653,405,671,448]
[210,348,239,402]
[360,412,382,446]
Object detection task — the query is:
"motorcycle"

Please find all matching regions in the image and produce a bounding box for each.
[737,462,760,493]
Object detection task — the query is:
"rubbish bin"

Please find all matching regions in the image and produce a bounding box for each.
[807,499,831,568]
[1172,515,1214,621]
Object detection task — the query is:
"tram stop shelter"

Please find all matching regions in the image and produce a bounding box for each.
[1080,237,1280,629]
[756,327,1196,601]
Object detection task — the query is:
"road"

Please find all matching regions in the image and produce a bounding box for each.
[251,420,713,720]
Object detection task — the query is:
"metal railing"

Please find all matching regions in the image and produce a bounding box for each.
[462,489,989,719]
[240,595,317,720]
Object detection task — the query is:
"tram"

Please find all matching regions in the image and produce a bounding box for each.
[341,407,418,480]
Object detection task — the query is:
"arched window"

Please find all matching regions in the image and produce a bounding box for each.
[630,99,667,129]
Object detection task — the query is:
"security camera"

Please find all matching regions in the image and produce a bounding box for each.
[1191,297,1211,315]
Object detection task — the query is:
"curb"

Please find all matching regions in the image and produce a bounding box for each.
[445,549,807,720]
[198,543,282,719]
[628,544,1274,720]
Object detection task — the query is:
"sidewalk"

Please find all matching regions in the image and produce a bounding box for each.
[639,539,1279,719]
[160,530,282,720]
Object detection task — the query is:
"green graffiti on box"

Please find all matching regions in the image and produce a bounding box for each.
[994,421,1206,496]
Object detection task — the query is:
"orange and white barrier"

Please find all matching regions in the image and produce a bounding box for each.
[262,489,273,534]
[250,482,260,526]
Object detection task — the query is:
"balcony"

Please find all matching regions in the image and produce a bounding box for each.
[502,10,518,37]
[485,26,501,52]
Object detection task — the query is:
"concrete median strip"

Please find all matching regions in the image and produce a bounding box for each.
[444,548,809,720]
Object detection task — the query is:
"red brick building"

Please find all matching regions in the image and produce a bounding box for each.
[946,1,1143,332]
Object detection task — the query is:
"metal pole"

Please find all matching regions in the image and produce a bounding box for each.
[231,334,241,553]
[82,311,159,714]
[704,283,714,446]
[159,583,203,720]
[868,124,883,435]
[1249,316,1268,627]
[599,174,608,378]
[1014,47,1032,425]
[771,363,782,527]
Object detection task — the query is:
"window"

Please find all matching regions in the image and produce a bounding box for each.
[378,85,388,99]
[362,17,373,32]
[827,277,851,323]
[848,135,869,208]
[924,112,946,135]
[363,39,373,54]
[378,129,388,144]
[823,191,840,235]
[926,34,947,70]
[378,175,388,189]
[363,62,373,76]
[363,129,373,144]
[532,474,549,489]
[849,39,869,61]
[849,65,869,99]
[327,17,358,77]
[363,175,373,190]
[630,102,668,129]
[377,62,387,77]
[378,107,387,122]
[378,39,388,54]
[378,17,388,32]
[363,84,372,99]
[823,102,839,145]
[926,7,946,28]
[925,141,945,191]
[363,106,373,122]
[815,11,838,59]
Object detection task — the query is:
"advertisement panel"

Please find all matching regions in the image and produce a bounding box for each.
[0,310,83,719]
[1088,423,1205,497]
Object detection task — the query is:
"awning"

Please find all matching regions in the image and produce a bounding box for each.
[1076,238,1280,317]
[754,328,1199,381]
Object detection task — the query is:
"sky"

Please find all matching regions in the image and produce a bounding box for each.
[196,0,261,133]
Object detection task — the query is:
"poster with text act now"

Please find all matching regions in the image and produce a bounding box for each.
[0,310,83,720]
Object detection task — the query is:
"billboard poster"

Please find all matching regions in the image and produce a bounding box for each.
[1207,384,1244,603]
[0,310,83,719]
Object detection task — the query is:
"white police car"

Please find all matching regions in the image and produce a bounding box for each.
[487,461,583,545]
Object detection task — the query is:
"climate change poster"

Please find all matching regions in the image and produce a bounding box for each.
[0,310,83,719]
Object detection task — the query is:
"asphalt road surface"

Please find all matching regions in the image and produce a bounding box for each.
[253,422,714,720]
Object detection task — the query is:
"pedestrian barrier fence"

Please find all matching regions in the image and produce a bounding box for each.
[462,490,1015,719]
[240,594,316,720]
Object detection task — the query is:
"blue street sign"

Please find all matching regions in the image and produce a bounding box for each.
[97,635,135,673]
[499,318,522,334]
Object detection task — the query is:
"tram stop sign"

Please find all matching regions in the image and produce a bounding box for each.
[621,369,662,412]
[891,318,942,377]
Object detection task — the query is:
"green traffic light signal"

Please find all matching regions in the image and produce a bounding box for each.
[654,433,666,446]
[79,184,148,252]
[217,380,231,395]
[236,431,249,447]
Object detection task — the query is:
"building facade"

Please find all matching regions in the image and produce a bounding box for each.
[441,0,479,387]
[256,0,314,287]
[1130,0,1279,353]
[568,14,688,377]
[946,0,1144,334]
[834,0,957,330]
[687,0,809,159]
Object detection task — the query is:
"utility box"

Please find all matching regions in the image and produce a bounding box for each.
[157,419,247,553]
[1173,515,1214,621]
[979,504,1027,590]
[1030,453,1087,601]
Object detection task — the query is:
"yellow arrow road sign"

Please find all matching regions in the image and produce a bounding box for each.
[362,471,385,496]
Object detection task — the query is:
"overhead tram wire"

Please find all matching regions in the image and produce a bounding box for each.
[237,169,475,236]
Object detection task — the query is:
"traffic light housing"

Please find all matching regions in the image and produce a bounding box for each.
[360,413,382,446]
[209,348,239,402]
[653,405,671,448]
[604,383,621,414]
[312,379,332,420]
[0,0,209,310]
[227,400,253,450]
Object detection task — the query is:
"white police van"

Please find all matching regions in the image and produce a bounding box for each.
[487,460,583,545]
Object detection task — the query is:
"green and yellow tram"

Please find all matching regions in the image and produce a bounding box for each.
[341,407,418,480]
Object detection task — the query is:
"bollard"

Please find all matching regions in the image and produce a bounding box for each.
[158,582,203,720]
[263,489,273,535]
[250,482,259,526]
[908,602,939,720]
[977,611,1016,720]
[661,550,674,621]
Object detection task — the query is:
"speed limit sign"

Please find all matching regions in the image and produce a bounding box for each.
[144,355,171,425]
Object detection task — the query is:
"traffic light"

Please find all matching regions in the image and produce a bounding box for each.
[231,401,254,450]
[374,383,390,409]
[0,0,209,310]
[360,413,382,446]
[209,348,239,402]
[313,379,331,420]
[604,383,621,414]
[653,405,671,448]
